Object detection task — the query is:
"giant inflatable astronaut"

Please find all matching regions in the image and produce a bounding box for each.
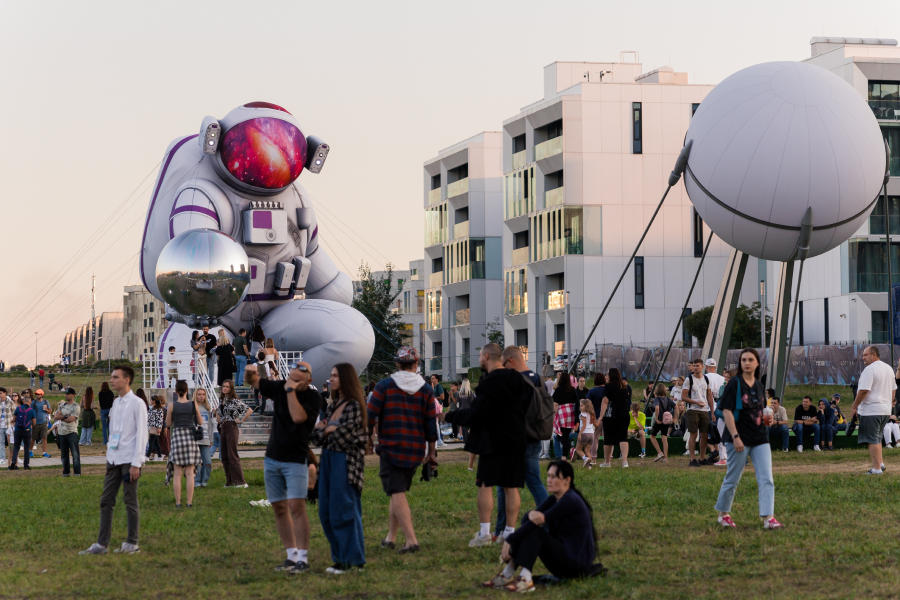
[140,101,375,377]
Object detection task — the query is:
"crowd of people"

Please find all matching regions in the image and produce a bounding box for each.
[4,338,897,587]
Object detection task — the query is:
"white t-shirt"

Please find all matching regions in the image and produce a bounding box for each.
[579,412,595,435]
[681,374,710,412]
[705,372,725,399]
[857,360,896,416]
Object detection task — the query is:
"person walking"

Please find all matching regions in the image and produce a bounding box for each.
[552,372,578,461]
[233,328,250,386]
[367,346,438,555]
[714,348,782,529]
[30,389,51,458]
[216,380,252,488]
[29,369,35,388]
[681,358,713,467]
[10,391,35,470]
[0,388,14,466]
[80,366,147,555]
[585,374,606,465]
[249,325,266,364]
[311,363,367,574]
[245,357,322,574]
[649,383,675,462]
[573,399,596,468]
[55,388,82,477]
[39,368,45,390]
[80,387,96,446]
[852,345,897,474]
[599,368,632,468]
[193,388,215,488]
[166,380,202,508]
[98,382,115,445]
[147,396,165,461]
[264,337,280,369]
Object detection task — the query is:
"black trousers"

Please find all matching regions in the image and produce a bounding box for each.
[559,428,573,459]
[510,527,585,578]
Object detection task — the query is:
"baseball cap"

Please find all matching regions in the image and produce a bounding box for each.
[832,393,841,399]
[395,346,419,363]
[65,388,76,395]
[704,358,717,367]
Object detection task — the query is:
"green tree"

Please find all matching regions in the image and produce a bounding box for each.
[683,306,714,346]
[683,302,771,348]
[477,317,505,350]
[352,262,404,381]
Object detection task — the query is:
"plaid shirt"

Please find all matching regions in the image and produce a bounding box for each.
[310,400,366,493]
[0,399,14,429]
[368,377,437,469]
[556,402,576,429]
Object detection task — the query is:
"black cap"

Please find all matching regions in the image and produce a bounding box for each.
[66,388,76,395]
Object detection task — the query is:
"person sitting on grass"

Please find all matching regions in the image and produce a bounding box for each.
[792,396,821,452]
[884,398,900,448]
[627,402,647,459]
[767,397,790,452]
[817,399,837,451]
[649,384,675,462]
[483,460,602,592]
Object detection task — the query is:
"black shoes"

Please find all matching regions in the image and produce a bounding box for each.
[275,559,296,572]
[689,459,702,467]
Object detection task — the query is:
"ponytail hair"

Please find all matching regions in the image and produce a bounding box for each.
[546,460,598,545]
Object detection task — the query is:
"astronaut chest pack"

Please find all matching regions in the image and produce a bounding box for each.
[242,200,311,298]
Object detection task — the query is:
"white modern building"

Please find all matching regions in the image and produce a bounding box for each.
[783,37,900,345]
[423,132,503,378]
[500,56,764,373]
[62,311,124,366]
[392,259,425,356]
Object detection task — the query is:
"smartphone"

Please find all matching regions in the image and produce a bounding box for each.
[122,471,131,483]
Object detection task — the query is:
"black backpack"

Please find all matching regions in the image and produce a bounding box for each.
[523,375,554,442]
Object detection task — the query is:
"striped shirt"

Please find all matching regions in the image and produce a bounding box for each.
[367,377,438,469]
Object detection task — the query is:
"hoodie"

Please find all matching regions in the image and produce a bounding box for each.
[391,371,427,395]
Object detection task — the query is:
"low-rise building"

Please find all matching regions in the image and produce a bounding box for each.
[62,312,124,366]
[123,284,168,361]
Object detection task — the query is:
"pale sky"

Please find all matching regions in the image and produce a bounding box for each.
[1,0,897,367]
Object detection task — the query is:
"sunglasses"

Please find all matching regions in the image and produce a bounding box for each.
[292,363,310,373]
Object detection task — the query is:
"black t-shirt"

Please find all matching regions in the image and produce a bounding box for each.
[794,404,818,422]
[260,380,322,464]
[202,333,217,356]
[587,386,604,417]
[98,390,115,410]
[602,384,632,421]
[718,377,767,447]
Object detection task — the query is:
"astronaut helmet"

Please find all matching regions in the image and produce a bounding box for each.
[210,102,308,196]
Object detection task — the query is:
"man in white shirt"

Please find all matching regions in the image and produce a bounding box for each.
[80,366,148,555]
[852,346,897,475]
[681,358,713,467]
[704,358,727,465]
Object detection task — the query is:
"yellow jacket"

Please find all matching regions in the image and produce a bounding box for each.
[628,411,646,430]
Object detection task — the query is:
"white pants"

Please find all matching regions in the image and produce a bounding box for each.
[884,422,900,445]
[717,419,728,460]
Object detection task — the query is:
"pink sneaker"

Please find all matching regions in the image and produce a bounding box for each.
[714,460,727,466]
[763,517,783,530]
[717,515,736,528]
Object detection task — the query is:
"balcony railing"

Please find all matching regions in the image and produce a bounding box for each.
[425,228,448,247]
[429,272,443,288]
[428,188,441,205]
[870,100,900,121]
[455,308,470,326]
[507,294,528,315]
[461,354,471,368]
[447,178,469,198]
[547,290,566,310]
[534,136,563,161]
[545,186,564,208]
[391,306,424,314]
[869,330,890,343]
[429,357,443,371]
[512,150,527,169]
[409,273,421,281]
[454,221,469,239]
[512,246,529,267]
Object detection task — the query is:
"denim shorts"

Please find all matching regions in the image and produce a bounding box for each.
[264,456,309,502]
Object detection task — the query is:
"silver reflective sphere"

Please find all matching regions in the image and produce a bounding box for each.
[155,229,251,319]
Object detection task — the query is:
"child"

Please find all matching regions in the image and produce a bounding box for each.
[574,399,596,468]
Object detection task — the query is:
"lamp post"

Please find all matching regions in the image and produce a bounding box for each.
[760,280,766,349]
[34,331,38,369]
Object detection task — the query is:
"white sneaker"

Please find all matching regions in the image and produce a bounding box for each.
[683,450,690,456]
[813,445,821,451]
[887,443,895,449]
[468,532,493,548]
[796,446,803,453]
[436,441,446,448]
[79,543,108,555]
[113,542,139,554]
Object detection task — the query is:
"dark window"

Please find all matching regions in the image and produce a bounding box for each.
[869,81,900,120]
[633,103,642,154]
[432,256,443,273]
[513,134,526,154]
[143,304,147,313]
[870,195,900,235]
[849,239,900,292]
[547,170,564,191]
[149,301,154,312]
[143,319,147,327]
[546,120,563,140]
[455,206,469,224]
[693,209,704,257]
[682,308,692,346]
[148,317,153,327]
[514,230,529,250]
[515,328,528,347]
[692,103,700,116]
[884,127,900,176]
[431,174,441,190]
[824,298,829,345]
[634,257,645,309]
[554,323,565,343]
[873,310,890,343]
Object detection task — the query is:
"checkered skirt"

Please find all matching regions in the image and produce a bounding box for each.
[169,427,201,467]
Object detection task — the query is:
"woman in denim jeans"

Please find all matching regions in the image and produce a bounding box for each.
[714,348,783,530]
[193,389,215,487]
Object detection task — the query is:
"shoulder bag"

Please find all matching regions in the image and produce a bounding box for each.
[192,405,205,441]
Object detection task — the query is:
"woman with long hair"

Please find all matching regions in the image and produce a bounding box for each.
[166,380,203,508]
[584,373,606,465]
[264,338,280,369]
[79,387,96,446]
[193,388,215,487]
[147,396,165,461]
[649,383,675,462]
[134,388,149,409]
[552,372,578,460]
[714,348,782,529]
[485,460,600,592]
[458,378,476,467]
[599,368,632,468]
[249,324,266,363]
[216,379,252,488]
[310,363,368,574]
[216,335,236,386]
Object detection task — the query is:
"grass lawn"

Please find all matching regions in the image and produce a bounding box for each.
[2,448,899,599]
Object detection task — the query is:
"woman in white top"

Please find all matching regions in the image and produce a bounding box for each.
[574,399,596,468]
[263,337,279,370]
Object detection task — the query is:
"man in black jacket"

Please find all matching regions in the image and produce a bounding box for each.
[445,343,529,549]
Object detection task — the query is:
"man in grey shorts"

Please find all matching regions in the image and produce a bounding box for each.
[851,345,896,475]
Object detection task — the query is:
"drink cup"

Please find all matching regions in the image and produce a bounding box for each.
[763,407,774,426]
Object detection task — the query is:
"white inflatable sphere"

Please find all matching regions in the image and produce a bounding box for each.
[685,61,886,261]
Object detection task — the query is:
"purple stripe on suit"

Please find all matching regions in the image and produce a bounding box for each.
[168,204,220,239]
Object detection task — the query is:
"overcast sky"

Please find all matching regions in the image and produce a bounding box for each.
[1,0,897,366]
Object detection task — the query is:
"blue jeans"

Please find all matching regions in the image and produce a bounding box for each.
[100,409,111,445]
[791,423,820,448]
[206,355,216,382]
[195,444,212,486]
[495,442,549,534]
[715,442,775,516]
[79,426,93,445]
[820,424,835,443]
[319,449,366,567]
[210,431,221,458]
[552,434,563,459]
[235,355,247,386]
[768,424,790,450]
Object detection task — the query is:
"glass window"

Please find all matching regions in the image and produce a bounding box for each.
[425,290,442,330]
[425,202,449,247]
[504,166,535,219]
[504,268,528,315]
[633,102,642,154]
[869,195,900,235]
[849,239,900,292]
[693,209,704,257]
[884,127,900,176]
[634,257,645,308]
[869,81,900,121]
[692,103,700,117]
